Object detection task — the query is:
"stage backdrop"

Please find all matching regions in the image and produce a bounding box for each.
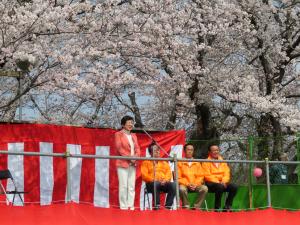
[0,123,185,208]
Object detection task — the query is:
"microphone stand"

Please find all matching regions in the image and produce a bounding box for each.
[153,160,157,209]
[138,128,170,157]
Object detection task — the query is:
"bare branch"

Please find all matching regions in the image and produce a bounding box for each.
[29,94,52,121]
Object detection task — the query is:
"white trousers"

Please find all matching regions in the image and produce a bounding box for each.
[117,166,136,209]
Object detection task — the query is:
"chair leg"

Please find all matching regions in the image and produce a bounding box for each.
[204,200,208,211]
[11,179,24,206]
[0,182,10,205]
[143,189,146,210]
[12,193,15,206]
[18,193,24,206]
[146,190,150,209]
[143,188,150,210]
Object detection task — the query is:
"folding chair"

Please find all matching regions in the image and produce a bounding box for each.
[0,170,26,205]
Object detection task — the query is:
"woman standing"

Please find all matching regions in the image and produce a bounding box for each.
[114,115,140,210]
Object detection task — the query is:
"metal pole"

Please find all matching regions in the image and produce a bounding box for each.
[153,161,157,209]
[265,158,272,208]
[173,154,180,209]
[66,150,71,203]
[0,150,266,163]
[296,133,300,184]
[248,136,254,208]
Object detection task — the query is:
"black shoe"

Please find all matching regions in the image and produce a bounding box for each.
[153,205,160,210]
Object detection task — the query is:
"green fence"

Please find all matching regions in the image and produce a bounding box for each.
[189,184,300,210]
[187,133,300,209]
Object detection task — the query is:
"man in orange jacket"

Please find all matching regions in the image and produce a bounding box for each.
[141,143,176,209]
[202,145,238,211]
[178,144,208,209]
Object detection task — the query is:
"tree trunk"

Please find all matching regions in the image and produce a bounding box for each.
[256,113,283,160]
[165,90,179,130]
[190,103,219,158]
[128,92,144,128]
[86,96,106,126]
[270,115,283,159]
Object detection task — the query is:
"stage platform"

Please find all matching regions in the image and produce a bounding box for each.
[0,203,299,225]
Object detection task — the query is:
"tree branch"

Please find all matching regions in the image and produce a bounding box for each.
[29,94,52,121]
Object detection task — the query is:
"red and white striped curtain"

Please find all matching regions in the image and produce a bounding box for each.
[0,123,185,208]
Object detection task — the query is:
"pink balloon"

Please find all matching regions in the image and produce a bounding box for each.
[253,167,263,177]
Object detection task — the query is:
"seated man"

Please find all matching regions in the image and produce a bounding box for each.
[178,144,208,209]
[202,145,238,211]
[141,143,176,209]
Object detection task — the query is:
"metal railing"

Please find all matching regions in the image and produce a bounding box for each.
[1,150,300,209]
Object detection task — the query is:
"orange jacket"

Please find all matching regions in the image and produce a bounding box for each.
[202,156,230,183]
[114,130,141,168]
[141,160,172,183]
[178,161,205,186]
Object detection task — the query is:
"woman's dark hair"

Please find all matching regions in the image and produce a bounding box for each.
[147,141,157,156]
[121,115,134,126]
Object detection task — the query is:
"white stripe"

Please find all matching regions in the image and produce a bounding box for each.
[169,145,183,171]
[66,144,82,203]
[39,142,54,205]
[7,143,24,206]
[94,146,110,207]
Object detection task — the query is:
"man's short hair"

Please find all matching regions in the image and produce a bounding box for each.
[121,115,134,126]
[183,143,194,152]
[208,144,219,152]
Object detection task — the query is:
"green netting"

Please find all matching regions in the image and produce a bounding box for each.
[188,185,300,210]
[297,133,300,183]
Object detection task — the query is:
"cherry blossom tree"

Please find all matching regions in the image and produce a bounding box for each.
[0,0,299,160]
[107,0,300,159]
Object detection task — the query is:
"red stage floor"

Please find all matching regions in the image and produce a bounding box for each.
[0,203,298,225]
